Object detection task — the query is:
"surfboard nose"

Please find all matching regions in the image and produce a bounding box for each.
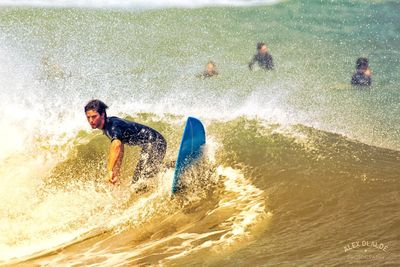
[171,117,206,193]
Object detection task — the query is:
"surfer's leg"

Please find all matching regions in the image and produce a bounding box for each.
[132,151,148,183]
[132,138,167,183]
[145,141,166,177]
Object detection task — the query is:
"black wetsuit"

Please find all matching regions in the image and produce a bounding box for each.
[351,72,371,86]
[249,53,274,70]
[102,116,167,182]
[198,70,218,79]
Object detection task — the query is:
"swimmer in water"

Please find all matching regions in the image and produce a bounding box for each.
[351,57,372,86]
[198,61,218,78]
[248,42,274,70]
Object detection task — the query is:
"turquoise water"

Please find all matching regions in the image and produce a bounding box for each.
[0,0,399,266]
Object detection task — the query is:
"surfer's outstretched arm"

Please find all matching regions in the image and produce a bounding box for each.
[248,56,256,70]
[107,139,124,184]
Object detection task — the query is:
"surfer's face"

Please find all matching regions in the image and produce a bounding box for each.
[259,45,268,55]
[206,63,214,74]
[86,109,104,129]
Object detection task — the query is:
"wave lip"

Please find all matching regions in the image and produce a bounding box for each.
[0,0,282,9]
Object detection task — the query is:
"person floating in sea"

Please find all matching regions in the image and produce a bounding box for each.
[248,42,274,70]
[41,56,71,80]
[351,57,372,86]
[197,60,218,78]
[84,99,167,187]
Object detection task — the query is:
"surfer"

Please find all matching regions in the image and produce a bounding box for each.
[248,42,274,70]
[84,99,167,185]
[197,61,218,78]
[351,57,372,86]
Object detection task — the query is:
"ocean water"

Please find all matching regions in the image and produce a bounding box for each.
[0,0,399,266]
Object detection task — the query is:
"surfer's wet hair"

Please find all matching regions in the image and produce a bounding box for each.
[208,60,215,66]
[356,57,369,70]
[257,42,266,50]
[84,99,108,117]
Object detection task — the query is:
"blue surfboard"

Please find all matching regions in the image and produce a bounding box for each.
[171,117,206,193]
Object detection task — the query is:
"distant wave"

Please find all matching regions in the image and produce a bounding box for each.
[0,0,281,9]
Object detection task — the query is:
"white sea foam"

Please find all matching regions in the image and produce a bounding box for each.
[0,47,97,262]
[159,165,270,263]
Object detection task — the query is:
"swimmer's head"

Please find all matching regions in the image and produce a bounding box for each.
[356,57,369,70]
[257,42,268,54]
[206,61,216,72]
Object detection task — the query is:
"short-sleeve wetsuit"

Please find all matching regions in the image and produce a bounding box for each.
[102,116,167,182]
[351,72,371,86]
[249,53,274,70]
